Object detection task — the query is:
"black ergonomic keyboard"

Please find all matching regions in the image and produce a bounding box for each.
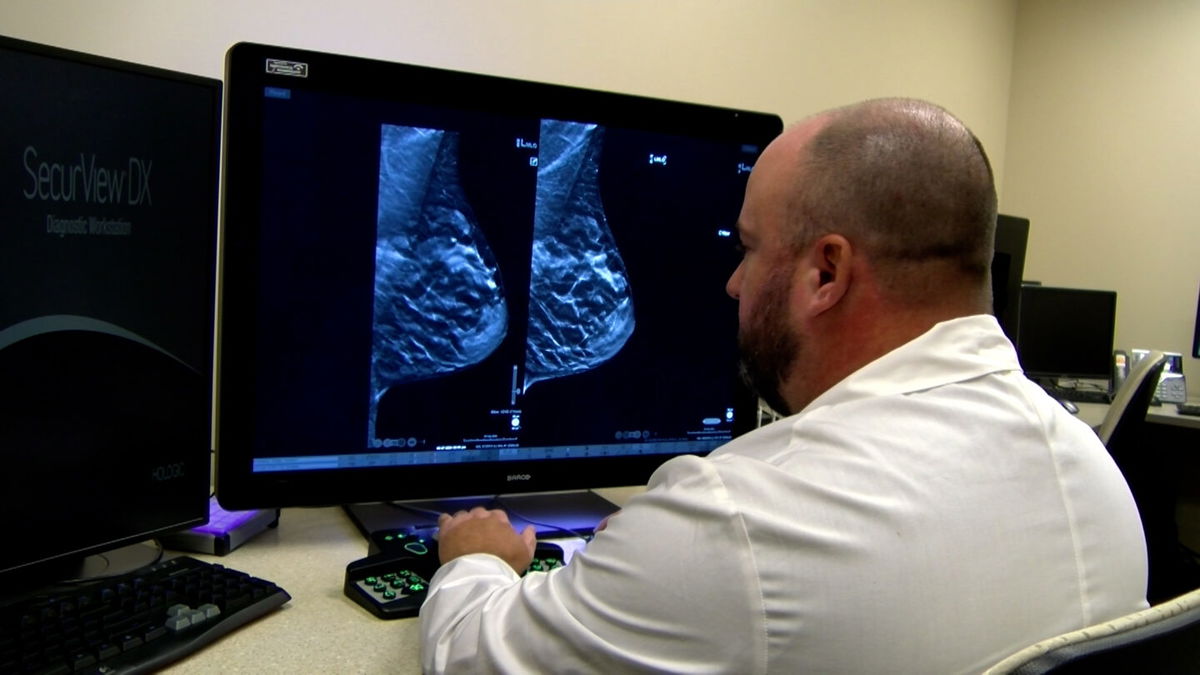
[0,555,290,674]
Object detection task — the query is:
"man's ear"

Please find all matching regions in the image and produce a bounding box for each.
[794,234,853,316]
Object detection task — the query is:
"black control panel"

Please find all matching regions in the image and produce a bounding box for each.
[343,527,567,619]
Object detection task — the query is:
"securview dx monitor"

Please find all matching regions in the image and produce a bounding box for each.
[0,36,220,585]
[214,43,782,536]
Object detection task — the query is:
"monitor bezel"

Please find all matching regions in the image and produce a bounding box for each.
[0,33,221,579]
[214,42,781,510]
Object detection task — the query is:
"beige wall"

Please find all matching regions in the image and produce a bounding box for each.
[9,2,1196,381]
[0,0,1018,194]
[1004,0,1200,377]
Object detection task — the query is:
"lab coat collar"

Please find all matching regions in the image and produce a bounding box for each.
[799,314,1021,415]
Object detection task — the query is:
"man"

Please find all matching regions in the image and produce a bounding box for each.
[420,98,1148,673]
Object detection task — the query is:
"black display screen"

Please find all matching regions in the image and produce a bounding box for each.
[0,35,220,577]
[216,42,781,510]
[1016,285,1117,381]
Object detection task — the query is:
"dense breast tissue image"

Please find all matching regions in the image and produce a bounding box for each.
[369,118,636,444]
[370,124,509,437]
[523,120,634,393]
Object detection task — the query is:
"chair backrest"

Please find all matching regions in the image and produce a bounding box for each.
[1091,349,1182,604]
[1097,350,1167,447]
[983,587,1200,674]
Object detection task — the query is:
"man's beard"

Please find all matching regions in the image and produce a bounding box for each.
[737,270,798,417]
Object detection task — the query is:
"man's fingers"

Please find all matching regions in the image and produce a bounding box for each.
[438,507,517,535]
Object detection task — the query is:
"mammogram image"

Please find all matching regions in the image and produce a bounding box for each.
[524,120,633,392]
[371,124,508,436]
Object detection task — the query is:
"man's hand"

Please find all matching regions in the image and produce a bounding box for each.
[436,507,537,573]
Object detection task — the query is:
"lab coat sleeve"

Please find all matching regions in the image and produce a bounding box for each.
[419,455,767,674]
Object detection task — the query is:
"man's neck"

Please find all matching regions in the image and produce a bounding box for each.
[781,299,985,413]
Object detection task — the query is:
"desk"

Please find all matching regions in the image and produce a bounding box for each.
[1075,402,1108,428]
[1072,400,1200,432]
[1148,402,1200,431]
[162,487,642,674]
[160,404,1199,671]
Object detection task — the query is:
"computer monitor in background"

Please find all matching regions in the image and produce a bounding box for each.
[1193,283,1200,359]
[214,43,781,536]
[0,36,221,584]
[1016,284,1118,399]
[991,214,1029,342]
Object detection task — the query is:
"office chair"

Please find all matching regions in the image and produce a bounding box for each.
[1091,350,1185,602]
[1096,350,1167,448]
[983,586,1200,674]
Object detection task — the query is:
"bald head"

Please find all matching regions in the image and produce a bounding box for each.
[727,99,1001,413]
[785,98,998,307]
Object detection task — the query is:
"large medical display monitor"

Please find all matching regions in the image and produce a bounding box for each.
[215,43,782,529]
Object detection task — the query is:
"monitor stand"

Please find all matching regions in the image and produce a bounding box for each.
[69,540,163,580]
[2,540,163,605]
[343,490,619,541]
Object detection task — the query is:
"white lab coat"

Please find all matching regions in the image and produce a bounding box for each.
[420,315,1148,674]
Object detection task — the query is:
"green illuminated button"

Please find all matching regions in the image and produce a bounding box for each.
[527,558,563,573]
